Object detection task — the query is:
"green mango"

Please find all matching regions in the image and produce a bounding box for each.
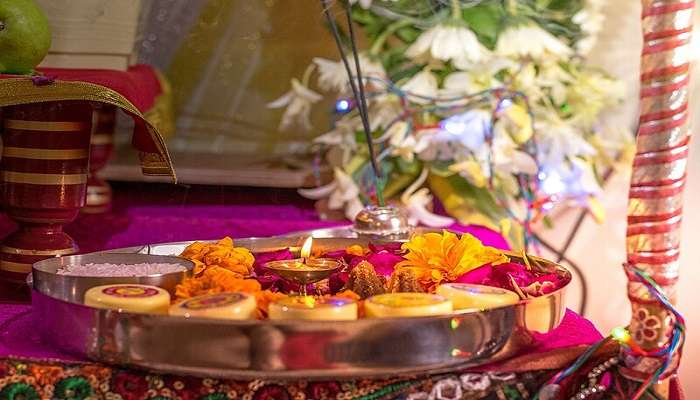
[0,0,51,74]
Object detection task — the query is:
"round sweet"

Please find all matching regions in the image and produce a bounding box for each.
[364,293,452,318]
[436,283,520,310]
[268,296,358,321]
[84,284,170,314]
[170,292,257,320]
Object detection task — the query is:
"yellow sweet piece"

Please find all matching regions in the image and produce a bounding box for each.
[170,292,257,320]
[436,283,520,311]
[364,293,452,318]
[268,296,358,321]
[84,284,170,314]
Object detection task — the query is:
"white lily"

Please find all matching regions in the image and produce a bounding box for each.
[400,168,454,227]
[439,109,492,151]
[441,58,511,96]
[448,115,538,188]
[313,55,386,93]
[400,69,438,104]
[496,23,572,60]
[314,116,358,147]
[267,78,323,131]
[535,112,596,166]
[298,168,364,220]
[406,24,490,67]
[387,121,416,162]
[566,70,625,129]
[369,93,403,130]
[538,158,601,198]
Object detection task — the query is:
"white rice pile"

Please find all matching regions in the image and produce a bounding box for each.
[56,263,186,277]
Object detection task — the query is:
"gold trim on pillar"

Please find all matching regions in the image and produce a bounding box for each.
[3,147,89,160]
[2,171,87,185]
[1,245,77,256]
[0,260,32,273]
[3,119,90,132]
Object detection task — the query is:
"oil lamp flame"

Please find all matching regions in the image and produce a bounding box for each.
[300,237,313,259]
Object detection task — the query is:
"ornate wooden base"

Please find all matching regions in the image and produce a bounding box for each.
[0,101,92,284]
[83,105,116,214]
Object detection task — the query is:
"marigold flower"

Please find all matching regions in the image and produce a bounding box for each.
[254,290,289,318]
[175,267,261,300]
[395,230,508,292]
[180,237,255,278]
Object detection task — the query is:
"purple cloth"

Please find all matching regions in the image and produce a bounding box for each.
[7,183,507,253]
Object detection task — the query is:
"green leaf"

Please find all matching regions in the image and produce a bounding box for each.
[395,26,421,43]
[429,161,455,178]
[390,63,424,84]
[445,175,505,221]
[395,157,421,175]
[462,3,505,49]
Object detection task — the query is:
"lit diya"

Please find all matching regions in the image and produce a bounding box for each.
[264,237,342,296]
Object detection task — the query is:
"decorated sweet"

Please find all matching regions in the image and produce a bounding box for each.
[436,283,520,311]
[344,260,386,299]
[84,284,170,314]
[268,296,358,321]
[170,292,257,320]
[364,293,452,318]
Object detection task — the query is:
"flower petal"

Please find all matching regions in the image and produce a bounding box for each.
[298,182,337,199]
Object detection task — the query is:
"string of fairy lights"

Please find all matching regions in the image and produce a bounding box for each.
[538,264,685,399]
[330,74,557,249]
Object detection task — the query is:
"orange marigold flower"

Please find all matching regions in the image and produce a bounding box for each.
[175,267,261,300]
[254,290,289,319]
[180,237,255,278]
[395,230,509,292]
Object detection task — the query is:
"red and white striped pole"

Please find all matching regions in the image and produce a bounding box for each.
[623,0,694,389]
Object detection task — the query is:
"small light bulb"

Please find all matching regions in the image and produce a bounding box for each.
[611,326,630,343]
[335,99,351,113]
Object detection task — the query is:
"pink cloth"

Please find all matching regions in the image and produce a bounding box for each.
[0,184,509,254]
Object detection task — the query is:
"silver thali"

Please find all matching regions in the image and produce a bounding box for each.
[31,227,571,380]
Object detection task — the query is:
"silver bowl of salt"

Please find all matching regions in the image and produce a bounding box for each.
[32,253,194,303]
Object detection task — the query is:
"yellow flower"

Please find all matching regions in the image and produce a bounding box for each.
[395,230,508,292]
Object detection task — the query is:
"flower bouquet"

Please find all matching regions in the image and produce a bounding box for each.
[269,0,633,246]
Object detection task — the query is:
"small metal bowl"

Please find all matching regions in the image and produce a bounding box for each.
[352,206,412,241]
[32,253,194,303]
